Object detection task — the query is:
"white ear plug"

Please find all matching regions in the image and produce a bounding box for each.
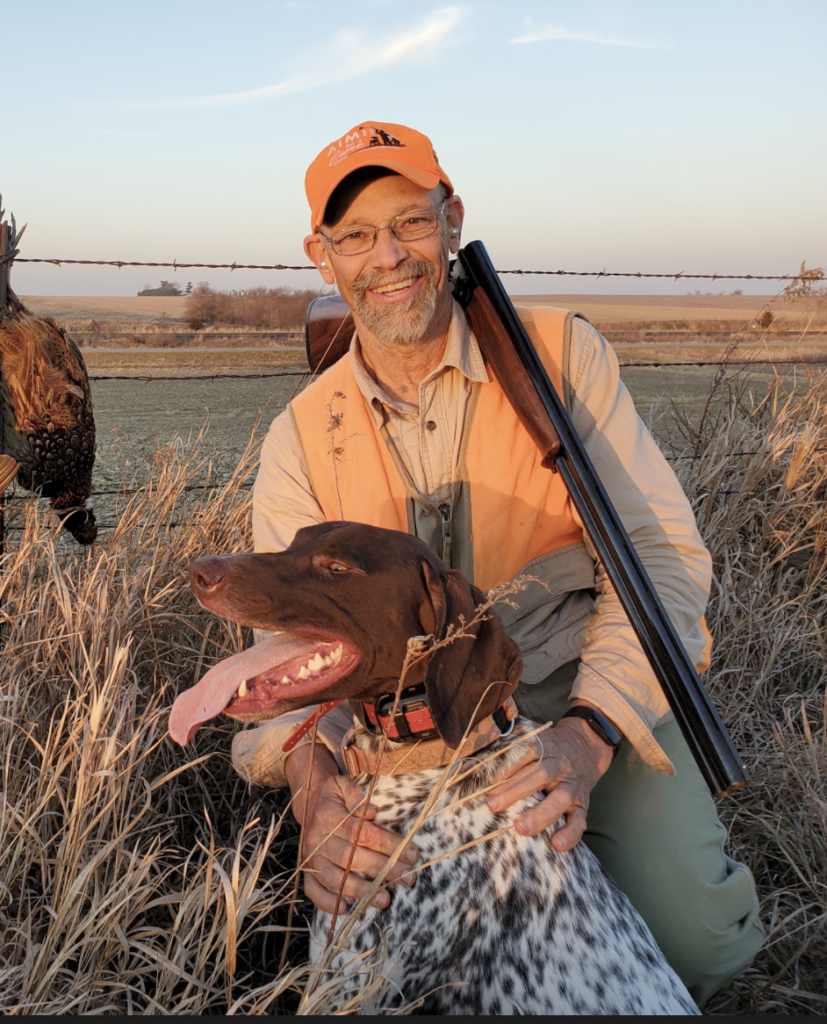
[451,228,459,236]
[320,261,327,268]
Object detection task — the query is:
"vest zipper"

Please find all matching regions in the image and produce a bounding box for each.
[438,502,452,567]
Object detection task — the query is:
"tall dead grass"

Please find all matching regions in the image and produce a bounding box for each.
[0,435,343,1014]
[0,366,825,1013]
[669,367,827,1014]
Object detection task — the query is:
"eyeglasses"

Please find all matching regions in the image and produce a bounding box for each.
[320,201,446,257]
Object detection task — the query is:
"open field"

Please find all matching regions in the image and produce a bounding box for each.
[513,291,818,324]
[19,292,825,361]
[76,346,816,503]
[74,348,724,506]
[21,291,819,327]
[19,294,192,322]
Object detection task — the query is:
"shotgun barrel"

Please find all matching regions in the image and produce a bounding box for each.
[451,240,746,796]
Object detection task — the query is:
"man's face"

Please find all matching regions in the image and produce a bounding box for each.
[305,174,463,348]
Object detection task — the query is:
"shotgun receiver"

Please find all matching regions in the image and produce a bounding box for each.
[451,241,746,796]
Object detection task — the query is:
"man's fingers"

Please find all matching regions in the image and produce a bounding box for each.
[513,786,585,838]
[306,833,416,886]
[550,804,589,852]
[303,864,391,914]
[488,759,563,813]
[303,872,348,915]
[309,855,392,907]
[339,778,378,818]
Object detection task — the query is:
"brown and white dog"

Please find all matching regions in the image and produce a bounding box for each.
[170,522,699,1015]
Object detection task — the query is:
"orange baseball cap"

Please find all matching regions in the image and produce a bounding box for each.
[305,120,454,231]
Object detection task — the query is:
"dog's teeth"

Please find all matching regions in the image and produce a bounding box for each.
[331,645,343,665]
[309,652,325,671]
[322,653,333,667]
[297,666,311,680]
[237,679,248,698]
[281,675,291,685]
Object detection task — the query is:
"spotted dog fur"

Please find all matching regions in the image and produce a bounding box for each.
[312,720,699,1015]
[181,524,700,1015]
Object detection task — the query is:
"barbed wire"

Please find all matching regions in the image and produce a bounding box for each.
[84,357,827,384]
[620,358,827,369]
[13,256,823,282]
[88,369,308,382]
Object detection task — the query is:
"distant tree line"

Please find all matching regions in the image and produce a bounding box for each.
[184,284,321,330]
[138,281,193,297]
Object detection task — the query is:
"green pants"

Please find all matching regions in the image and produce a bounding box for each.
[515,664,764,1008]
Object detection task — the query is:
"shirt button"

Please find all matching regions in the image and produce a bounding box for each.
[425,420,437,432]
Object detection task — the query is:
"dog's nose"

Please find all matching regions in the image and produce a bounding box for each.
[189,556,229,596]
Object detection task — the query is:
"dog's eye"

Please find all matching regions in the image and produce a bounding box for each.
[313,554,365,575]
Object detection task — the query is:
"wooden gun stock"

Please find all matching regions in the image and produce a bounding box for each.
[451,241,747,797]
[306,294,352,373]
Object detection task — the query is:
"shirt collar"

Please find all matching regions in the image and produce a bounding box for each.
[347,299,489,418]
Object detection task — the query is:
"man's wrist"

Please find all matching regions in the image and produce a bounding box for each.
[284,742,340,822]
[556,703,622,775]
[562,703,623,758]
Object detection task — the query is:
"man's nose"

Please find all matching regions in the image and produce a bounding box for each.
[369,224,409,269]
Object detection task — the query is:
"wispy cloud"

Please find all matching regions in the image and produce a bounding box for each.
[133,6,466,109]
[512,20,672,50]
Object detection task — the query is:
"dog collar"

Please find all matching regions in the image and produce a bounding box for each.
[362,682,442,741]
[343,695,519,778]
[281,699,345,754]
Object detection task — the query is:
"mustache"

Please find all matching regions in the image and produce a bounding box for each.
[352,259,436,298]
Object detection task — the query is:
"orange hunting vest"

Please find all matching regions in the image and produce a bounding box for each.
[291,306,584,592]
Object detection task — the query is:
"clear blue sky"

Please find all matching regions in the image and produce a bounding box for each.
[3,0,825,296]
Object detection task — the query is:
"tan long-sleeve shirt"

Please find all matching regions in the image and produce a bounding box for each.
[232,302,712,786]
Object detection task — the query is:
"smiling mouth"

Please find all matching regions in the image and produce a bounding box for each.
[370,276,419,296]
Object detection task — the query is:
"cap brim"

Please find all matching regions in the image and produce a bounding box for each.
[312,152,447,230]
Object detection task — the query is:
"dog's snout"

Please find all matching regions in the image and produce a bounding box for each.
[189,556,229,595]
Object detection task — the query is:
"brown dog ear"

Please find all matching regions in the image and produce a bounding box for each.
[418,561,523,749]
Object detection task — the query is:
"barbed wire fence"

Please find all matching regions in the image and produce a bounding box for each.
[2,251,826,537]
[13,255,825,283]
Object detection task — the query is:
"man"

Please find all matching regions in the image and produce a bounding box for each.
[234,120,763,1005]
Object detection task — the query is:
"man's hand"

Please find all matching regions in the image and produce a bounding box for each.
[285,743,419,915]
[486,703,616,852]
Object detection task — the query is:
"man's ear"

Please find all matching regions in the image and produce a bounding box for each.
[304,234,336,286]
[446,194,465,255]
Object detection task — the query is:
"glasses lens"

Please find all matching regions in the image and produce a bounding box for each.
[393,209,440,241]
[331,226,376,256]
[328,206,442,255]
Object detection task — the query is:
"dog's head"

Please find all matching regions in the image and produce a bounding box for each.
[170,522,523,748]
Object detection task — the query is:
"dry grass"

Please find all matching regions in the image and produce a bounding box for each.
[671,367,827,1014]
[0,362,826,1013]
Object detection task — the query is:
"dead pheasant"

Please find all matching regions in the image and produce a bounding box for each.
[0,208,97,544]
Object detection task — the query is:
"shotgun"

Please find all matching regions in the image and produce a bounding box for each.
[305,242,747,796]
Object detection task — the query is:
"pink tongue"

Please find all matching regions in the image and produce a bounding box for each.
[169,633,319,746]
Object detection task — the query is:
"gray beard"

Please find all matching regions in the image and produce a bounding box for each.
[351,260,439,346]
